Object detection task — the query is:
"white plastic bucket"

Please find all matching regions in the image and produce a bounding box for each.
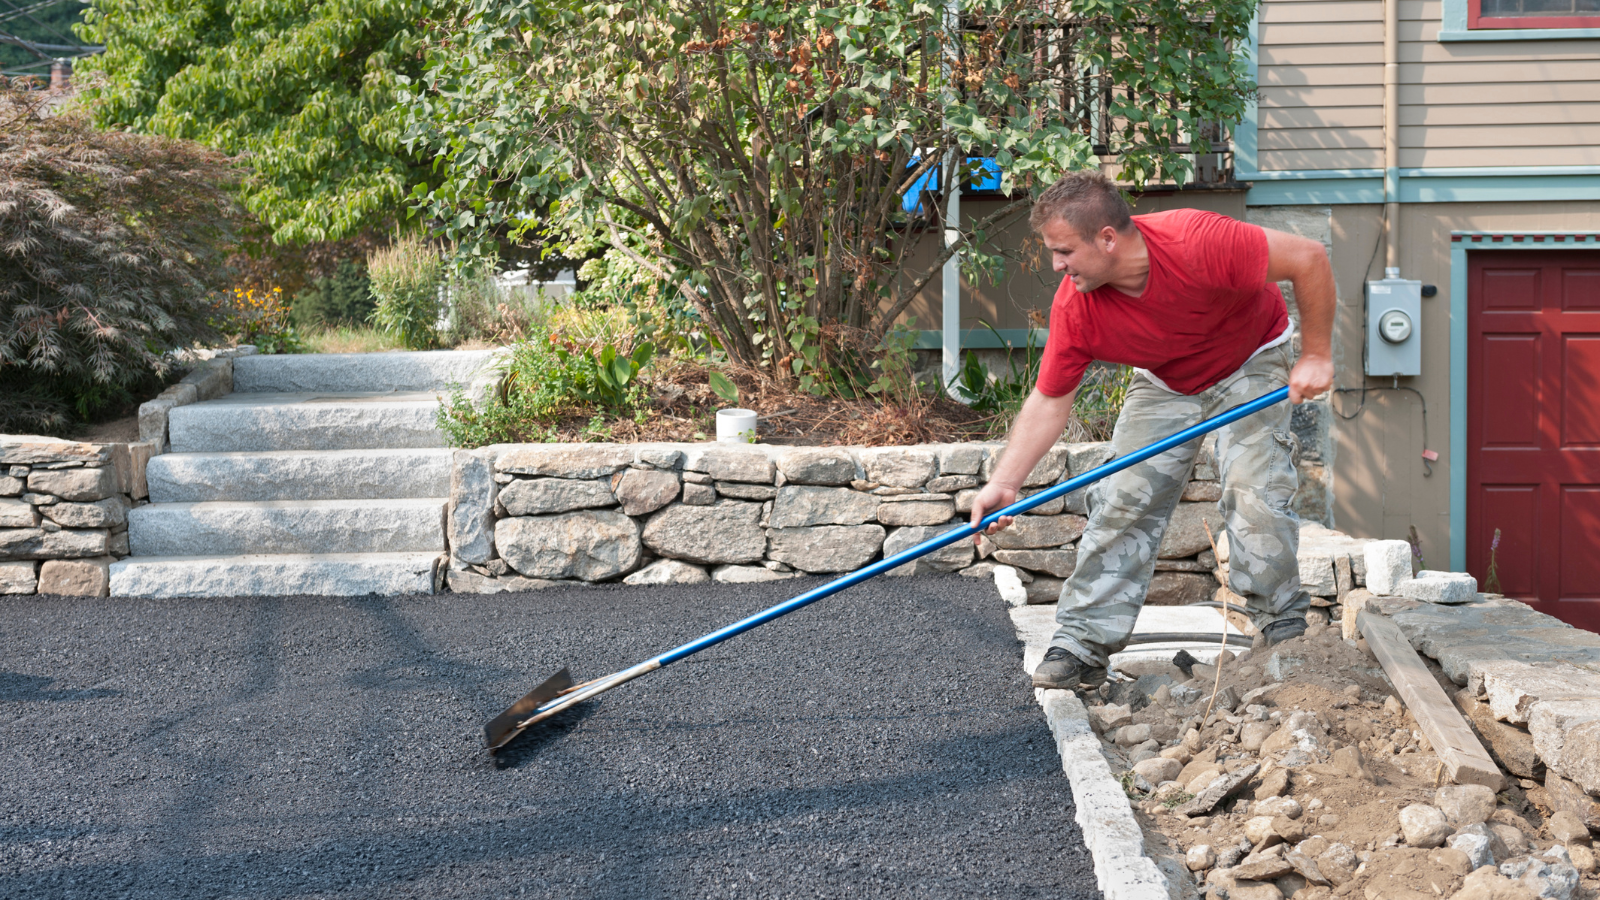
[715,408,758,443]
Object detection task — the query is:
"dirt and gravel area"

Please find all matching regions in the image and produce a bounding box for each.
[1084,621,1599,900]
[0,574,1099,899]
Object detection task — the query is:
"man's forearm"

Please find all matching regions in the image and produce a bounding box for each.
[990,388,1077,490]
[1293,261,1336,361]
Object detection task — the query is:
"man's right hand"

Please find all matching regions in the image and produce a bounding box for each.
[969,481,1019,543]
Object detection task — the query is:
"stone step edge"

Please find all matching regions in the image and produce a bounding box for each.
[109,552,445,598]
[1007,601,1173,900]
[134,497,449,512]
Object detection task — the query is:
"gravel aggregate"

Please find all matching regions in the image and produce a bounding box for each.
[1,574,1099,899]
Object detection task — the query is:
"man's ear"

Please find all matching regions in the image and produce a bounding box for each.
[1098,225,1120,252]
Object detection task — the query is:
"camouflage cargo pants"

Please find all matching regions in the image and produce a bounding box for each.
[1052,343,1308,669]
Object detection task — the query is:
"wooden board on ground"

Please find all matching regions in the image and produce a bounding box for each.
[1357,610,1504,791]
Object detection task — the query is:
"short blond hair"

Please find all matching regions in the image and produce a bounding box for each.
[1029,170,1133,238]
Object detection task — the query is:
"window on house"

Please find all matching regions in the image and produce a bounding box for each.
[1471,0,1600,29]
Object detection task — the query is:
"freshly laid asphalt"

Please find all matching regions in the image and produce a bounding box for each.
[0,574,1101,899]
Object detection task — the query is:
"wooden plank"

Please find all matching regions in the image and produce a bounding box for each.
[1358,611,1505,791]
[1259,126,1384,152]
[1257,147,1386,170]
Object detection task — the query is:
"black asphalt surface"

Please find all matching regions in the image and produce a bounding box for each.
[1,574,1100,899]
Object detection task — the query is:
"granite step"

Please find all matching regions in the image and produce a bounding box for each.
[128,498,446,557]
[167,392,445,453]
[233,349,503,394]
[110,552,442,598]
[146,448,453,503]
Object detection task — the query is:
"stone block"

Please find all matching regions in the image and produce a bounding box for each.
[1400,572,1479,605]
[767,525,886,573]
[982,444,1070,487]
[1365,540,1414,595]
[36,556,112,597]
[1454,690,1543,779]
[179,358,232,400]
[714,481,776,501]
[1299,555,1337,597]
[991,548,1078,578]
[138,396,177,447]
[41,496,129,529]
[611,468,680,516]
[233,348,500,393]
[1478,661,1600,725]
[1544,772,1600,832]
[0,439,109,466]
[0,497,38,528]
[769,486,879,528]
[988,514,1086,550]
[685,447,775,484]
[681,483,714,505]
[1148,572,1217,606]
[129,499,442,556]
[1182,481,1222,502]
[0,527,108,560]
[1064,442,1114,477]
[882,525,974,575]
[858,447,938,488]
[125,441,156,500]
[1158,502,1222,559]
[108,530,128,557]
[445,569,561,594]
[876,498,954,527]
[775,449,856,485]
[1436,784,1498,827]
[937,444,985,476]
[641,500,767,565]
[496,445,634,479]
[1024,576,1064,604]
[712,564,794,584]
[448,450,497,566]
[26,466,118,502]
[1016,487,1065,516]
[499,477,616,516]
[636,447,683,469]
[623,559,710,585]
[0,560,36,594]
[496,511,641,581]
[0,475,21,496]
[926,475,979,493]
[1553,719,1600,796]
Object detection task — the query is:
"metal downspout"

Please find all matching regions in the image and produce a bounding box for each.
[1383,0,1400,276]
[941,0,965,400]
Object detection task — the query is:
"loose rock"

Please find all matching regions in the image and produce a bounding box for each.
[1401,804,1454,848]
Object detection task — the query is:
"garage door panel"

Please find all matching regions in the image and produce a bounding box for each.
[1562,270,1600,311]
[1563,335,1600,448]
[1561,486,1600,600]
[1479,484,1539,599]
[1480,267,1542,311]
[1480,334,1542,449]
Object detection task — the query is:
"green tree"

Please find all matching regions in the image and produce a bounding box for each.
[408,0,1254,385]
[75,0,435,245]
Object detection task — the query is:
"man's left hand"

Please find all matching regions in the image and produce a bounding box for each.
[1288,354,1334,404]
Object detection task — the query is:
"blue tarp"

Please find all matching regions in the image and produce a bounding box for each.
[901,157,1003,214]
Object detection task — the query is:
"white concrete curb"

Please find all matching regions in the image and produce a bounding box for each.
[1010,604,1171,900]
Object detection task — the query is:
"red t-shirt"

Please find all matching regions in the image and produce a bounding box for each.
[1035,208,1290,397]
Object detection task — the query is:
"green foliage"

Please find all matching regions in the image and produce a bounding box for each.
[406,0,1253,389]
[707,371,740,407]
[554,341,656,409]
[76,0,439,244]
[1073,364,1135,441]
[948,321,1043,427]
[0,82,239,434]
[291,259,374,328]
[436,325,657,447]
[367,236,443,350]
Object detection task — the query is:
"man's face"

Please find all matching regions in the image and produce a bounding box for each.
[1039,218,1115,293]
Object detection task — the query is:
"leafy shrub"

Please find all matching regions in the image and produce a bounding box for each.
[368,236,443,350]
[0,81,240,434]
[444,260,535,346]
[436,324,656,447]
[291,260,374,328]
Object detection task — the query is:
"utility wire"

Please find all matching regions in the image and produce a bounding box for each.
[0,0,79,48]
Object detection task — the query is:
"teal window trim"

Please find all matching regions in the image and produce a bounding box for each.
[1440,0,1600,39]
[1447,232,1600,570]
[1237,167,1600,205]
[1232,11,1260,175]
[912,328,1047,351]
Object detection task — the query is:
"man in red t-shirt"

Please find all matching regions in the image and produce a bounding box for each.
[970,171,1335,690]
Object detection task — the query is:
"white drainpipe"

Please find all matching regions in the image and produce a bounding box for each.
[941,0,965,400]
[1383,0,1400,277]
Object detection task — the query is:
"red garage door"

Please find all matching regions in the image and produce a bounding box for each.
[1468,249,1600,631]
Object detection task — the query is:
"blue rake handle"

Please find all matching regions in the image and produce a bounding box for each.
[497,385,1291,743]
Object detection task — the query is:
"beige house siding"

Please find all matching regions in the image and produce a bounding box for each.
[1323,202,1600,564]
[1255,0,1600,172]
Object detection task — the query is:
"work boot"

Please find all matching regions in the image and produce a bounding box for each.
[1261,616,1308,646]
[1032,646,1107,691]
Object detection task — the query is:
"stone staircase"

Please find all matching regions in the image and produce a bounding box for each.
[110,350,501,598]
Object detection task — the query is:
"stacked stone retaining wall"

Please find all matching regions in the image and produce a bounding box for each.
[0,436,155,596]
[445,437,1242,595]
